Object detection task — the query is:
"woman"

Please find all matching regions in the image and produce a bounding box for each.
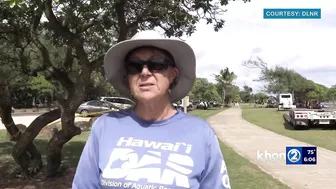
[72,30,231,189]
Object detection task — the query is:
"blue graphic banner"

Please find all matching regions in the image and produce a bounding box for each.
[286,146,317,165]
[264,8,321,19]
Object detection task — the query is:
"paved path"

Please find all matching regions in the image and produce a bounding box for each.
[0,115,90,130]
[208,107,336,189]
[12,112,43,116]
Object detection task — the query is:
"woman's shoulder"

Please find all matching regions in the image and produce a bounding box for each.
[90,109,133,130]
[180,112,211,125]
[178,112,217,146]
[179,112,215,132]
[105,108,133,119]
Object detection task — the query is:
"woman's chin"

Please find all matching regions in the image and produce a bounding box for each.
[135,92,163,102]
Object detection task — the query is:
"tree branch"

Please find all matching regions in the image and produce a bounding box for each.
[242,56,267,69]
[44,0,76,41]
[90,55,105,70]
[44,0,92,78]
[0,29,16,34]
[63,46,74,69]
[30,2,75,92]
[115,1,129,42]
[78,14,102,34]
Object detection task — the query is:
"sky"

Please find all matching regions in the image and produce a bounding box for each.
[179,0,336,92]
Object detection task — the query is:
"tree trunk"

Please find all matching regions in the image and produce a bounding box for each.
[45,78,87,176]
[1,105,33,176]
[11,108,61,175]
[0,82,46,176]
[222,86,226,106]
[0,105,62,177]
[46,107,81,177]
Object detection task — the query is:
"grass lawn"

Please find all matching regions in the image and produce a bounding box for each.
[241,104,336,152]
[0,108,288,189]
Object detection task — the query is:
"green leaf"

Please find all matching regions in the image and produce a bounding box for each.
[9,0,16,8]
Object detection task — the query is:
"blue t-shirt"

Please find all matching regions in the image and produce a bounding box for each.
[72,109,231,189]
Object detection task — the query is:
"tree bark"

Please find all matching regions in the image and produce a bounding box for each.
[0,81,45,176]
[222,86,226,106]
[46,105,81,177]
[1,105,33,176]
[45,85,85,177]
[1,104,61,177]
[11,108,61,175]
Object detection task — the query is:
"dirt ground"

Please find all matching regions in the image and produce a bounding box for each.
[0,168,75,189]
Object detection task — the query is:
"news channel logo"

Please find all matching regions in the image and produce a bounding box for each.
[286,146,317,165]
[263,8,321,19]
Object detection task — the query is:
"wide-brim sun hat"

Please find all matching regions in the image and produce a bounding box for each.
[103,30,196,103]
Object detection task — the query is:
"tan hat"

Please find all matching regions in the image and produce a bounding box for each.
[103,30,196,103]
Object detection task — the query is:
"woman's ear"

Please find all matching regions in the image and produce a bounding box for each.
[170,67,179,83]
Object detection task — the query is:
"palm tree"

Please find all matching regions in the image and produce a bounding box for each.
[213,67,237,106]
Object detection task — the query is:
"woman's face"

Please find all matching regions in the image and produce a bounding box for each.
[125,47,178,102]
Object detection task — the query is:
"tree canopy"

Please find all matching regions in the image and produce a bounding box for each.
[243,57,336,104]
[1,0,252,177]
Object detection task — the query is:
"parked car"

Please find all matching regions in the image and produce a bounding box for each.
[188,101,197,110]
[194,100,208,109]
[318,101,336,109]
[172,103,183,111]
[76,100,116,117]
[210,101,221,107]
[100,96,135,110]
[172,102,195,112]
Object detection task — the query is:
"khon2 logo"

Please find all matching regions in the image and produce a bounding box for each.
[287,148,301,163]
[286,146,317,165]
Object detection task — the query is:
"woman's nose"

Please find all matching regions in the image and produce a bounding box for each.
[140,65,151,76]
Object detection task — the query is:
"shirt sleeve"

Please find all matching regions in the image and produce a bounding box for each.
[199,134,231,189]
[72,118,102,189]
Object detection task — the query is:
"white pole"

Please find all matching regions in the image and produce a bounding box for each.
[183,100,187,113]
[183,96,189,113]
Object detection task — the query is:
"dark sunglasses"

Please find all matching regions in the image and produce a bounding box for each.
[125,58,175,75]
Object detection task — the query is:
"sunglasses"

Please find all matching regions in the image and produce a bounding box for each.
[125,58,175,75]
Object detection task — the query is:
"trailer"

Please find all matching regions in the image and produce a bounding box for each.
[284,108,336,129]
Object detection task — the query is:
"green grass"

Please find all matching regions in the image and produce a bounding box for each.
[189,108,224,119]
[0,108,288,188]
[219,143,289,189]
[241,104,336,152]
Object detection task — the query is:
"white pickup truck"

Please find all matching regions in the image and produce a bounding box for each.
[278,93,296,110]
